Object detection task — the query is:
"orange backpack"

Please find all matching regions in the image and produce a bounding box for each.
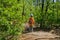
[29,17,34,25]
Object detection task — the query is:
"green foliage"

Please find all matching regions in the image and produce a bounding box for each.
[0,0,25,40]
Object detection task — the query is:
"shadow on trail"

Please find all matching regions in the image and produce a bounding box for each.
[22,27,51,34]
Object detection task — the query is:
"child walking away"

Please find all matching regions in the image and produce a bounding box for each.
[28,14,35,32]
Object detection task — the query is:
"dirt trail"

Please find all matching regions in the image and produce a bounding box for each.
[18,31,60,40]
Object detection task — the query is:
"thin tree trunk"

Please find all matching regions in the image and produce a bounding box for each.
[45,0,49,19]
[40,0,44,28]
[51,0,54,27]
[22,0,25,20]
[44,0,50,27]
[56,0,59,23]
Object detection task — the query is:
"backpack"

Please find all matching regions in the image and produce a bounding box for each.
[29,19,32,24]
[29,18,33,24]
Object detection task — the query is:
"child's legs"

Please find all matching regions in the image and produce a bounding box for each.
[29,26,33,32]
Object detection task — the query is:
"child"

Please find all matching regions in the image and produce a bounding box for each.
[28,14,35,32]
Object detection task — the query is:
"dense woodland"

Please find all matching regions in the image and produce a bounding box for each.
[0,0,60,40]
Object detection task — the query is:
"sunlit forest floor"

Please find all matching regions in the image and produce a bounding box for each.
[17,23,60,40]
[18,31,60,40]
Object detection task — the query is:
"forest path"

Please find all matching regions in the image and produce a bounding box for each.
[18,31,60,40]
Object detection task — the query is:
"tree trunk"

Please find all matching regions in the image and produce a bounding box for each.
[51,0,54,27]
[22,0,25,20]
[44,0,50,28]
[40,0,44,29]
